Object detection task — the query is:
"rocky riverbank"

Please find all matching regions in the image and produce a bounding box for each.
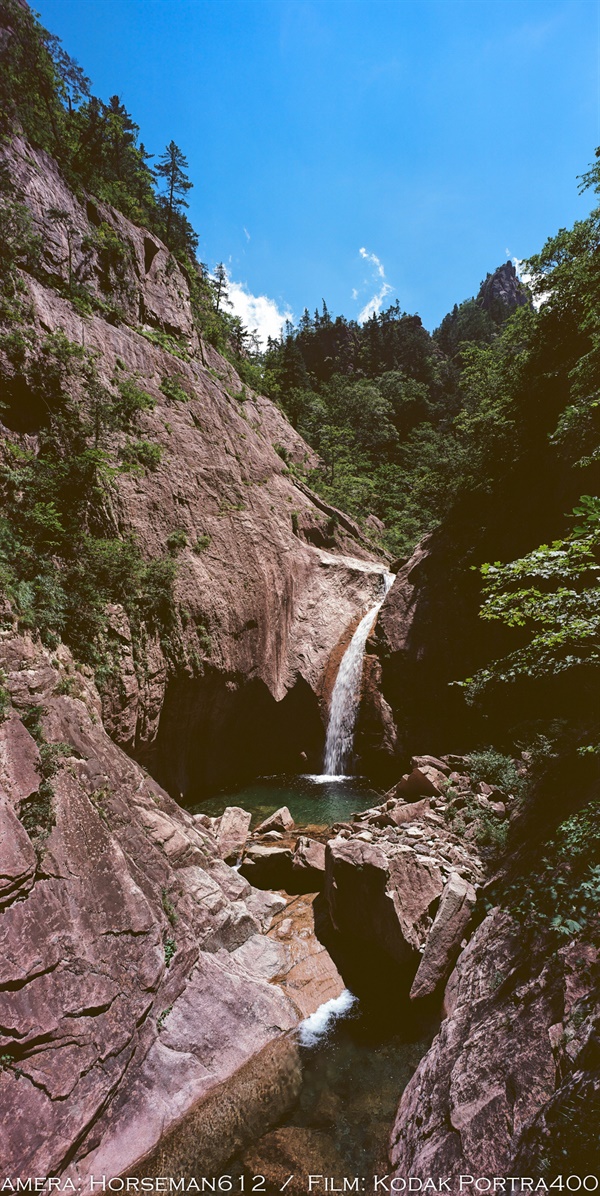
[0,634,342,1180]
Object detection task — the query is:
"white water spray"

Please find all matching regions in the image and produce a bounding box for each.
[323,571,395,776]
[297,988,357,1047]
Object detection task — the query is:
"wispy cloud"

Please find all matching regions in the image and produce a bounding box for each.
[223,269,293,348]
[357,247,393,322]
[243,227,251,242]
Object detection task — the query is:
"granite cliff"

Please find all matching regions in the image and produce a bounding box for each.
[0,135,388,796]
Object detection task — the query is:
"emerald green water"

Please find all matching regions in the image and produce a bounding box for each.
[192,773,436,1180]
[287,989,436,1175]
[190,773,382,829]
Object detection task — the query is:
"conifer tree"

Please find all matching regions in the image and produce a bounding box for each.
[156,140,193,249]
[212,262,229,312]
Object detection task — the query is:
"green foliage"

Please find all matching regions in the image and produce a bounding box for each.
[0,332,181,676]
[18,727,70,847]
[461,521,600,700]
[83,221,132,299]
[89,786,110,822]
[507,800,600,944]
[157,1005,172,1030]
[0,674,10,721]
[166,528,188,554]
[465,749,525,797]
[443,794,509,856]
[161,887,178,927]
[163,936,176,967]
[159,374,190,403]
[119,438,162,472]
[155,141,194,252]
[114,375,156,427]
[192,533,211,553]
[137,326,190,361]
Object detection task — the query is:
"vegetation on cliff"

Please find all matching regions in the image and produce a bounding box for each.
[0,0,256,361]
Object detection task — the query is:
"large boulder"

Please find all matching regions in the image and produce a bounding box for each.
[409,871,477,1000]
[255,806,295,835]
[216,805,252,862]
[323,795,483,990]
[291,835,327,891]
[240,843,294,889]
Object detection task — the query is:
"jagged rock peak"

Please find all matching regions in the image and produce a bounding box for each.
[477,259,530,314]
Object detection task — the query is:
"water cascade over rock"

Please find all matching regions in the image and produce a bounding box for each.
[323,572,395,775]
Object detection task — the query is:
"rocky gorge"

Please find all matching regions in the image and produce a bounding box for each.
[0,106,598,1193]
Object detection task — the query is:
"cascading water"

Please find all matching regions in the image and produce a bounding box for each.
[323,571,395,776]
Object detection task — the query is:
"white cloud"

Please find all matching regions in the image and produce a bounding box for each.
[357,247,393,322]
[243,227,251,241]
[351,287,358,300]
[223,270,293,347]
[359,246,386,278]
[510,254,547,310]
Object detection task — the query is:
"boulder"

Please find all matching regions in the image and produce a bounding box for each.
[390,912,598,1184]
[409,871,477,1000]
[389,798,431,826]
[240,843,294,889]
[326,837,445,965]
[216,805,252,862]
[255,806,295,835]
[291,836,326,891]
[411,754,451,775]
[388,766,446,800]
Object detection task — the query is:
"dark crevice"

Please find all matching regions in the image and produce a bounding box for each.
[144,237,160,274]
[64,1000,114,1018]
[0,960,60,994]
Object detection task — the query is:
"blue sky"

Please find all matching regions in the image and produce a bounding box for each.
[37,0,600,340]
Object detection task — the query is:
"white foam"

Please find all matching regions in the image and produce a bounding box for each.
[303,773,352,784]
[297,988,357,1047]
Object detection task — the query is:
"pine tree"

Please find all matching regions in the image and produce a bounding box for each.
[155,140,193,249]
[212,262,229,312]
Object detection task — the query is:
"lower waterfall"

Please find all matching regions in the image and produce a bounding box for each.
[323,571,395,776]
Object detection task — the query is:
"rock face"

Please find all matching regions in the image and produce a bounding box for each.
[0,634,331,1180]
[477,259,530,316]
[1,136,388,796]
[354,535,526,777]
[323,795,483,994]
[389,913,600,1184]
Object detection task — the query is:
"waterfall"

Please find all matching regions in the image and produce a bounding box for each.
[323,571,395,776]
